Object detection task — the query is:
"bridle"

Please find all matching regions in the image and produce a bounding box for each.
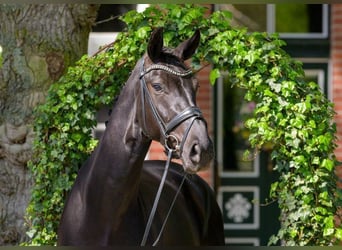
[139,58,204,155]
[139,58,204,246]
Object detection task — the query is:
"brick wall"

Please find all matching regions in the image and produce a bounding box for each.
[331,5,342,230]
[333,4,342,161]
[332,4,342,188]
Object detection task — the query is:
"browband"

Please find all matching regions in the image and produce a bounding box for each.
[140,63,193,78]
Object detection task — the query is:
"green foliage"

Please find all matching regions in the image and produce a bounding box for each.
[25,4,341,246]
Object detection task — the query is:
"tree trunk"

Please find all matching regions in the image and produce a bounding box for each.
[0,4,98,245]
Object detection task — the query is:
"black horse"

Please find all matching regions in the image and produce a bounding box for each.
[57,28,225,246]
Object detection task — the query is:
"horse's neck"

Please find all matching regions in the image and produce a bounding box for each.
[91,89,150,190]
[80,69,151,227]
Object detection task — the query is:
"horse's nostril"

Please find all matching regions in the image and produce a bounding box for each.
[190,143,201,164]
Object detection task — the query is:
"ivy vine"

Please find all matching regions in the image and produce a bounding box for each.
[25,4,342,246]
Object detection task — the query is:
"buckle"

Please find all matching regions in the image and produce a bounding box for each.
[164,134,180,152]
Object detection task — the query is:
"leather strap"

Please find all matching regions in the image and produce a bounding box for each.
[140,149,173,246]
[165,106,202,134]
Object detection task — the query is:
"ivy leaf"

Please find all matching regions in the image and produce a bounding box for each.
[209,68,220,85]
[322,159,334,171]
[135,26,151,39]
[268,79,281,93]
[323,216,334,236]
[335,228,342,240]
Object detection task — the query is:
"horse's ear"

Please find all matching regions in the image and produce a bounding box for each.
[147,27,164,63]
[174,29,200,61]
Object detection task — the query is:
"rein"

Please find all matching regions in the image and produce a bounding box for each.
[139,58,203,246]
[140,149,187,246]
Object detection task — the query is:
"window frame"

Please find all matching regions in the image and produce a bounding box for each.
[267,4,329,39]
[216,75,260,178]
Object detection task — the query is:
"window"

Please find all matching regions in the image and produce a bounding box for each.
[217,4,329,39]
[93,5,137,32]
[216,74,260,178]
[217,5,267,32]
[267,4,329,39]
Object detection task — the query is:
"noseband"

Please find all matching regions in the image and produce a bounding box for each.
[139,58,205,246]
[139,58,204,155]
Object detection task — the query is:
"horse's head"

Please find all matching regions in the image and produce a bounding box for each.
[138,28,214,174]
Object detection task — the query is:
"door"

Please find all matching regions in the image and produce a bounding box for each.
[215,78,280,246]
[214,3,330,246]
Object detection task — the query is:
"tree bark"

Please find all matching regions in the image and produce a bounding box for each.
[0,4,98,245]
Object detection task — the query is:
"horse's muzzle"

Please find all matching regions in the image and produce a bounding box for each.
[178,120,214,174]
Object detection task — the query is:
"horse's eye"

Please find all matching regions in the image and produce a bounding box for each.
[151,83,163,92]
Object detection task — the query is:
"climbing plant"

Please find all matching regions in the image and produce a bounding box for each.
[25,4,342,246]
